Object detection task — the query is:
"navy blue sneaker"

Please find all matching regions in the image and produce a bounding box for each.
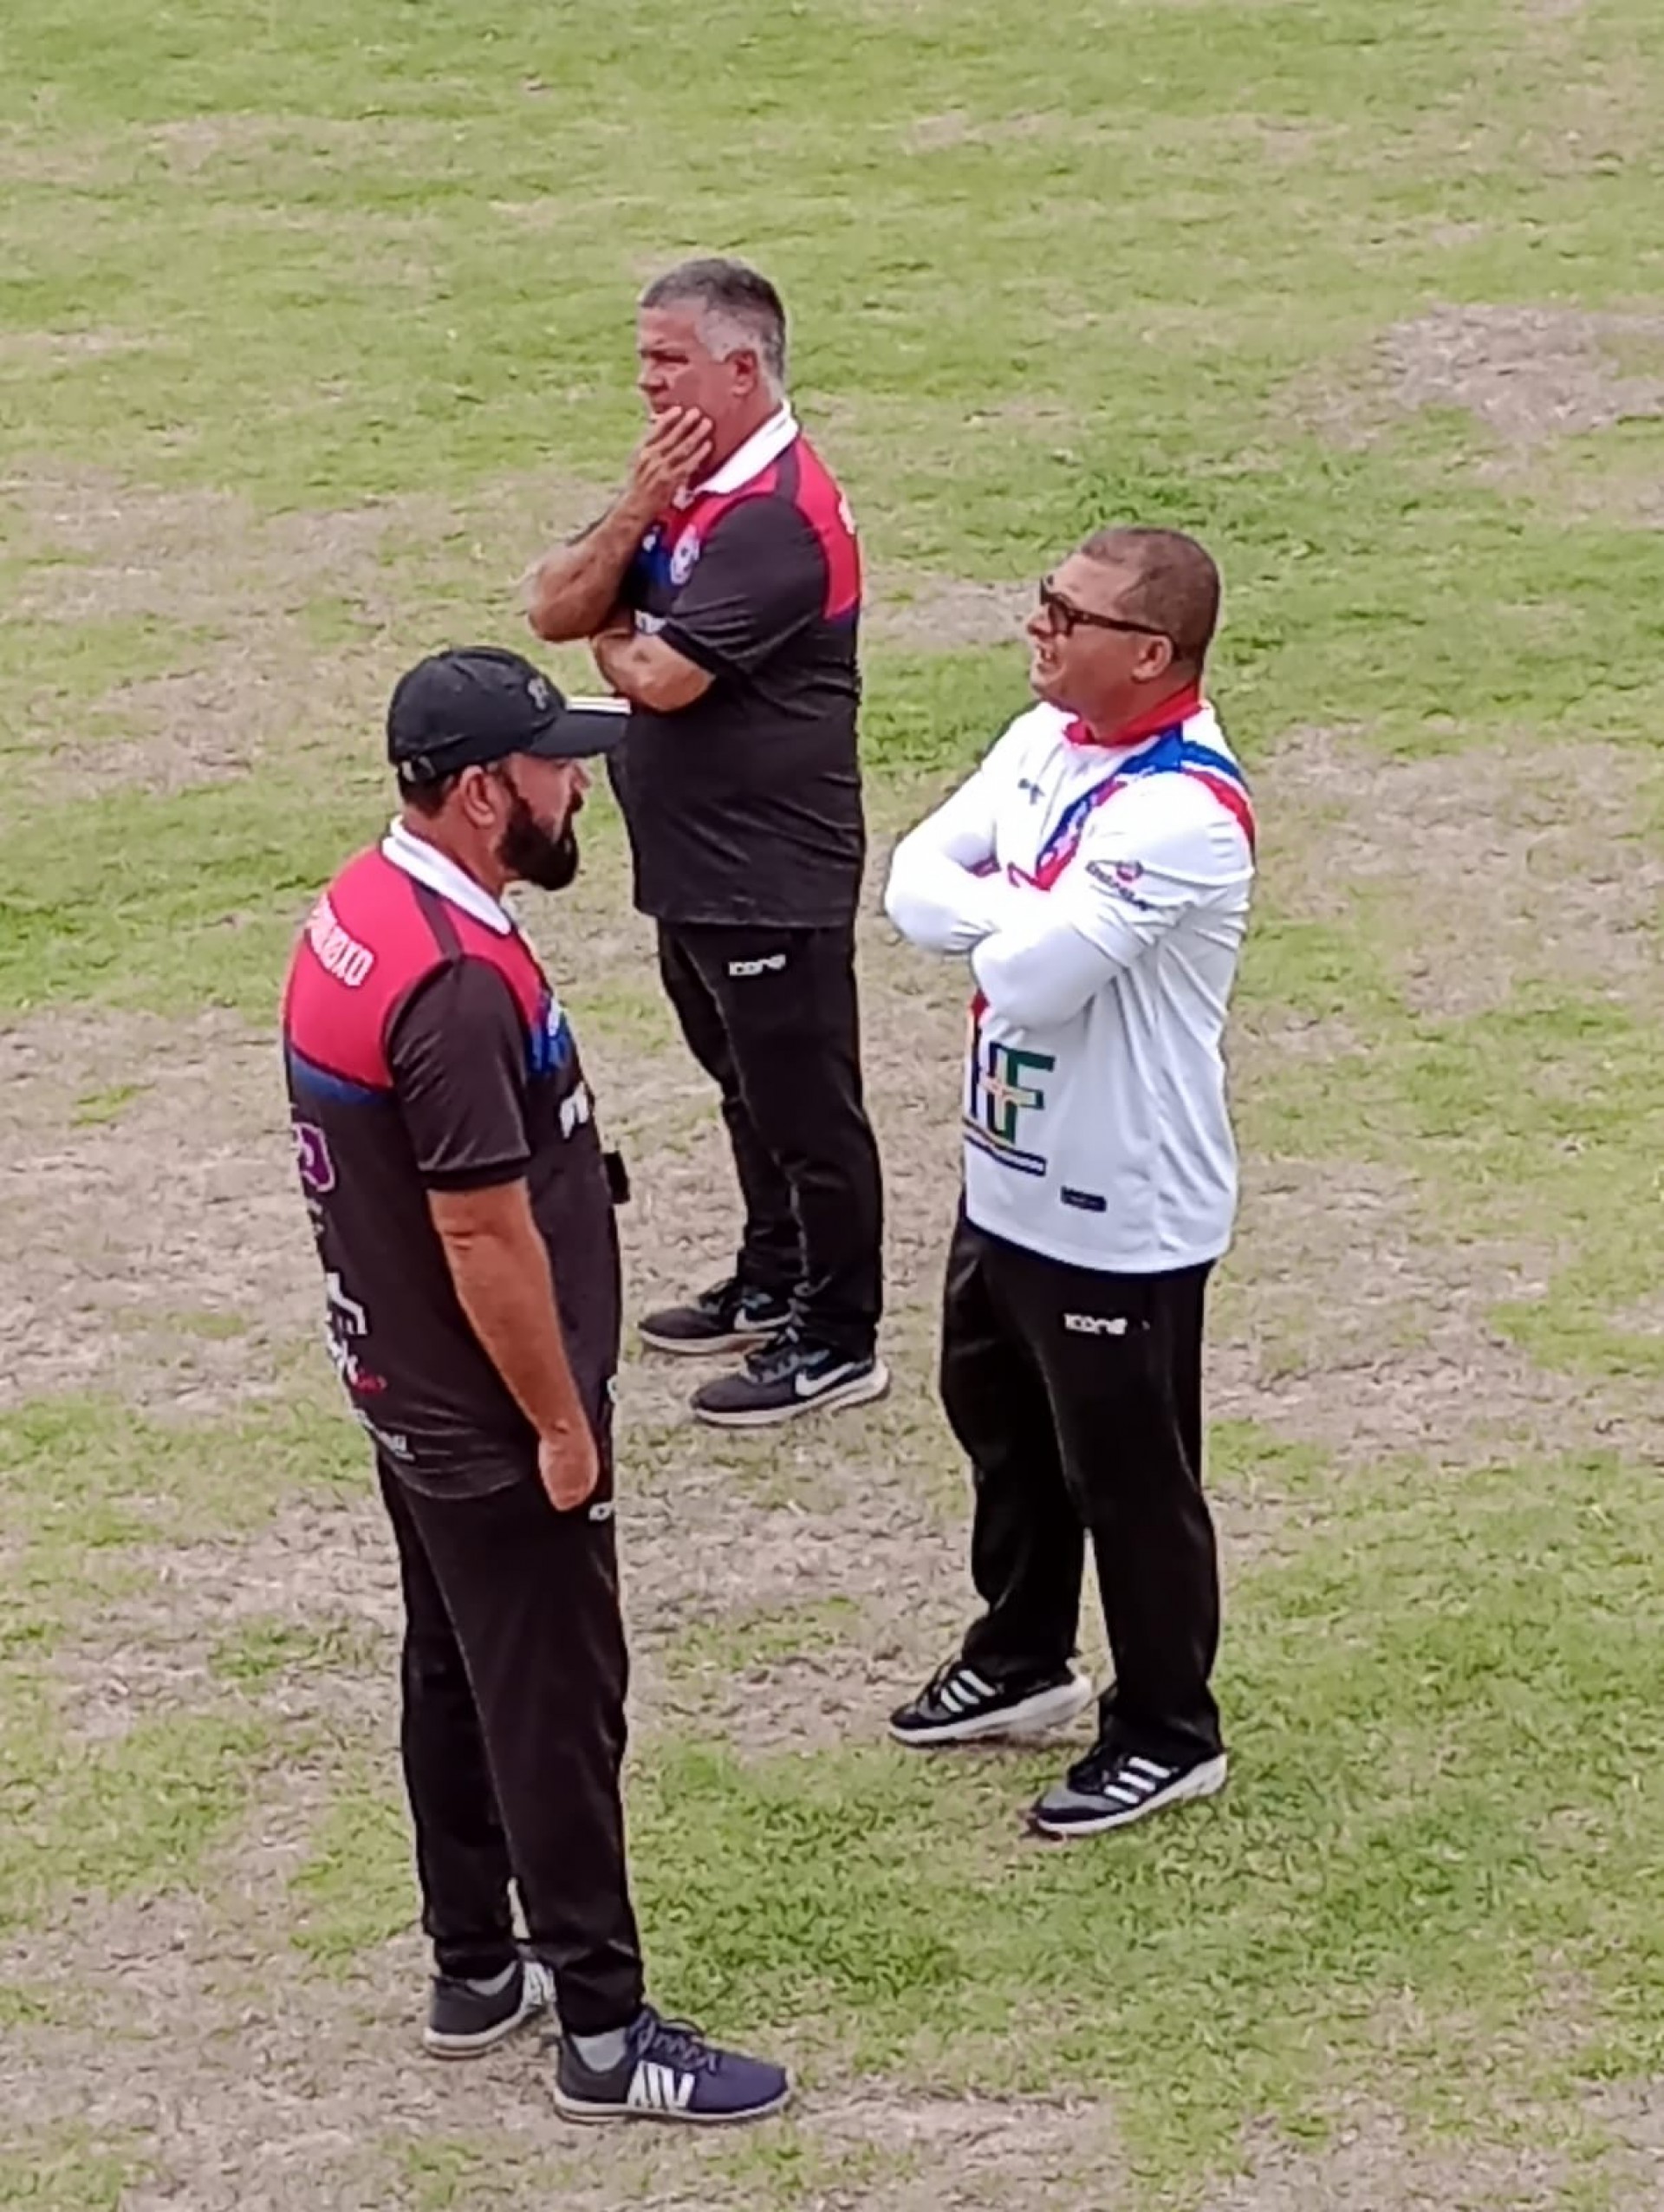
[691,1331,890,1428]
[552,2007,791,2125]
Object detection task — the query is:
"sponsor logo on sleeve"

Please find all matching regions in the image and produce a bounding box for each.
[293,1122,336,1195]
[1085,856,1157,911]
[306,895,374,986]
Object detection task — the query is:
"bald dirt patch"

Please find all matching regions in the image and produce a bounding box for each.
[1387,306,1664,446]
[1255,725,1664,1021]
[6,465,606,798]
[0,1007,314,1411]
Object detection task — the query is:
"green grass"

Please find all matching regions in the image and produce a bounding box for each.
[0,1396,364,1556]
[0,1988,55,2030]
[665,1597,867,1686]
[69,1079,151,1127]
[283,1447,1662,2191]
[0,2130,149,2212]
[1244,986,1664,1383]
[211,1615,386,1688]
[0,1691,270,1934]
[288,1756,413,1969]
[4,0,1664,2202]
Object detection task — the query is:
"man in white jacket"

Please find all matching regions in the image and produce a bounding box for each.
[883,527,1253,1840]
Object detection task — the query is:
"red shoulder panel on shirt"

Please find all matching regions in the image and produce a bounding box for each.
[785,438,861,621]
[666,439,860,623]
[282,851,548,1090]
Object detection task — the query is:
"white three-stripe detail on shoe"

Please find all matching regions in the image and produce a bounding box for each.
[1102,1758,1178,1806]
[936,1669,994,1714]
[627,2060,695,2113]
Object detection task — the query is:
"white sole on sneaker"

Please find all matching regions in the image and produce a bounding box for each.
[692,1359,892,1430]
[1031,1753,1229,1839]
[552,2083,794,2126]
[637,1322,783,1358]
[889,1672,1095,1749]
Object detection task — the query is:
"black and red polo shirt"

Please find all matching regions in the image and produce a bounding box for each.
[281,823,619,1499]
[614,405,865,928]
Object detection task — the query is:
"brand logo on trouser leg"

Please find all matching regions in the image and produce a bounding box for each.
[727,952,788,978]
[1063,1312,1129,1337]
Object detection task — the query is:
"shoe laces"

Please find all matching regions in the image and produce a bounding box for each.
[1067,1745,1117,1792]
[1069,1740,1160,1793]
[923,1658,975,1705]
[744,1325,809,1382]
[635,2007,722,2074]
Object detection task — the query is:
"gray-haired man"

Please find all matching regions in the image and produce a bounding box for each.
[529,257,886,1430]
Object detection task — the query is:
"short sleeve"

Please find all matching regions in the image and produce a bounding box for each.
[619,511,668,612]
[659,498,826,678]
[386,960,530,1190]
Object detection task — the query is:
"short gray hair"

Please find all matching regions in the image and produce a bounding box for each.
[640,257,788,393]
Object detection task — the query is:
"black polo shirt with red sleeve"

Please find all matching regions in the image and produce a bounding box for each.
[281,824,620,1500]
[612,410,865,929]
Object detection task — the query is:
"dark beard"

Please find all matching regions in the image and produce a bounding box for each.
[498,790,580,890]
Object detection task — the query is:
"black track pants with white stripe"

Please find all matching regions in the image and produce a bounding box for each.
[944,1211,1224,1764]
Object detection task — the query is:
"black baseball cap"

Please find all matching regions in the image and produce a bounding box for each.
[387,646,627,785]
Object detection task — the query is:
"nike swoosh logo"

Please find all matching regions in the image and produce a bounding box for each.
[794,1363,860,1399]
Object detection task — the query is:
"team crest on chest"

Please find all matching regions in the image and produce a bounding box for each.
[669,528,701,586]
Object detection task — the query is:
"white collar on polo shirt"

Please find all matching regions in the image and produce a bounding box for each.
[381,817,515,937]
[677,401,799,504]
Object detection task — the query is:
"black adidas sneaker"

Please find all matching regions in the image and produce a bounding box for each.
[1030,1741,1229,1838]
[889,1660,1095,1747]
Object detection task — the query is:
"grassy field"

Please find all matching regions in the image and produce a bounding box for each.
[3,0,1664,2206]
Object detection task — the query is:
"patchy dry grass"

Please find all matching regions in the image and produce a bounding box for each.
[5,0,1664,2203]
[1385,307,1664,447]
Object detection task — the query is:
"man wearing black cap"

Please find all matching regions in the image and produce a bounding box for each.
[281,646,788,2124]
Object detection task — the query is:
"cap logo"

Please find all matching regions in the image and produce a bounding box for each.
[527,673,552,712]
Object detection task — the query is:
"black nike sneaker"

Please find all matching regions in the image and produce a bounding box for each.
[639,1276,793,1357]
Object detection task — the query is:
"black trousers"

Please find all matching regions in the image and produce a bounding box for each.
[657,920,884,1359]
[943,1213,1223,1765]
[376,1461,644,2035]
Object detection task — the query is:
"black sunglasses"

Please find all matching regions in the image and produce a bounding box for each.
[1037,576,1169,640]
